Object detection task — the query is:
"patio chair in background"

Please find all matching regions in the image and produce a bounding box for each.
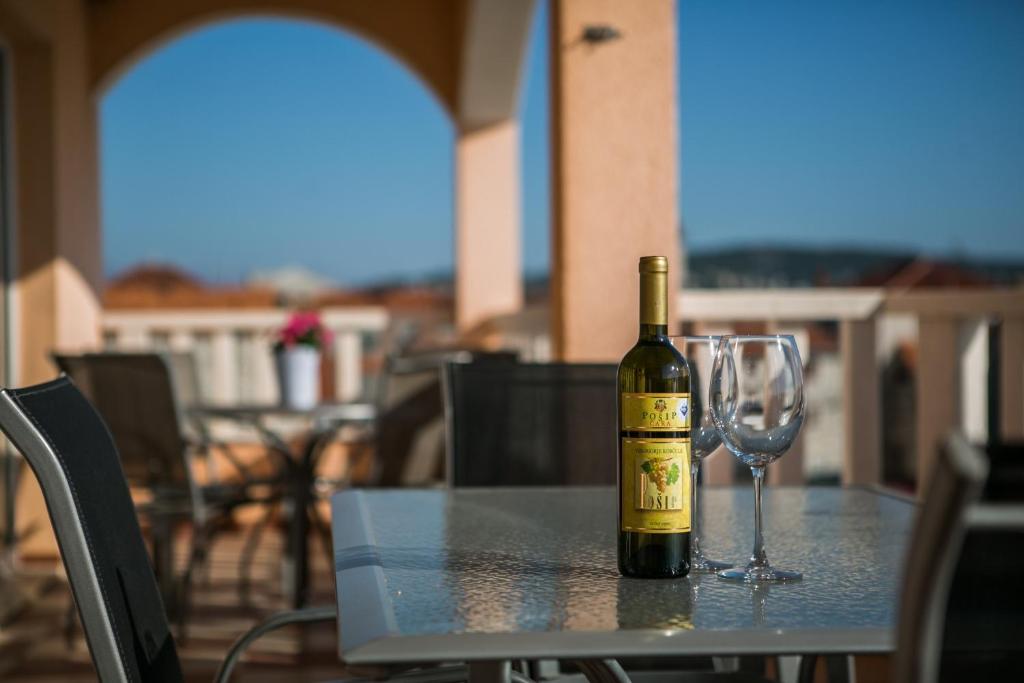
[442,360,618,486]
[893,433,1024,682]
[933,439,1024,680]
[368,348,518,487]
[51,352,283,637]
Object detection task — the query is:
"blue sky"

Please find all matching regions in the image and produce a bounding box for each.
[101,0,1024,285]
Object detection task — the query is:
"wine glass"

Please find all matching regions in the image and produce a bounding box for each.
[668,336,733,572]
[709,335,805,582]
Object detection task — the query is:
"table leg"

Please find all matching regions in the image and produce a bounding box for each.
[289,430,329,609]
[468,661,510,683]
[289,444,314,609]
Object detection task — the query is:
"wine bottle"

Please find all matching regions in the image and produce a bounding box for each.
[617,255,692,578]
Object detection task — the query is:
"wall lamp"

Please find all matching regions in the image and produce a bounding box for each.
[581,25,622,44]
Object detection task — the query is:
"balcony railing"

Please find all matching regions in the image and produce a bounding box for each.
[101,307,389,403]
[97,288,1024,491]
[681,287,1024,488]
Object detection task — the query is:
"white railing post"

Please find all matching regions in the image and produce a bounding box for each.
[1001,318,1024,440]
[253,338,277,404]
[168,330,193,352]
[915,317,958,488]
[334,331,363,401]
[841,317,881,485]
[958,319,990,443]
[210,330,238,405]
[117,326,149,349]
[767,322,807,486]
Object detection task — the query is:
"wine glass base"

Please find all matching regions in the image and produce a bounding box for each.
[691,557,734,573]
[717,566,802,583]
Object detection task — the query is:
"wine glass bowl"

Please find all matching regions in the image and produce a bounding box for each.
[710,335,805,583]
[668,336,733,573]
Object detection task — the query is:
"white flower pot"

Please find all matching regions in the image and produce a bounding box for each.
[275,346,320,409]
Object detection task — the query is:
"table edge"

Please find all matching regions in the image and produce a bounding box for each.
[341,627,894,665]
[332,490,400,658]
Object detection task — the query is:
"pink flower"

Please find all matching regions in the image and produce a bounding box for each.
[275,310,330,350]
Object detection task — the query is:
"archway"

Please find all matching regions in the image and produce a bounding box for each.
[99,16,456,403]
[1,0,537,561]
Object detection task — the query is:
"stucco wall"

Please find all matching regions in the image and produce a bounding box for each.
[0,0,104,557]
[550,0,682,361]
[88,0,464,113]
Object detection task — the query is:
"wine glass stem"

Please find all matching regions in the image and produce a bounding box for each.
[751,465,768,568]
[690,460,701,556]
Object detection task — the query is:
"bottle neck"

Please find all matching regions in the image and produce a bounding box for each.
[639,322,669,340]
[639,271,669,341]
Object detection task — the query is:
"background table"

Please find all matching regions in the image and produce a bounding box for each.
[193,401,374,607]
[331,486,913,672]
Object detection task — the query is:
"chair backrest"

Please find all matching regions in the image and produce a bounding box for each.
[372,349,518,486]
[894,432,988,683]
[53,353,93,397]
[443,361,618,486]
[0,377,183,682]
[54,353,190,493]
[162,351,211,447]
[937,440,1024,680]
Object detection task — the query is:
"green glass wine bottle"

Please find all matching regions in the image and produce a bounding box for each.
[617,255,692,578]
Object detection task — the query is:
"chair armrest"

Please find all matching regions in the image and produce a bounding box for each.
[214,604,336,682]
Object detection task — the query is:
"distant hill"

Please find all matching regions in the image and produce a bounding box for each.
[685,246,1024,288]
[112,247,1024,302]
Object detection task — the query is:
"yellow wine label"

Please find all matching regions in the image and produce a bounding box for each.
[621,393,691,431]
[620,438,691,533]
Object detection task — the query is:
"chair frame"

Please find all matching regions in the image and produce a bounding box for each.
[0,386,128,681]
[893,432,989,683]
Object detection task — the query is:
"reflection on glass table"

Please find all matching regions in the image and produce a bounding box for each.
[331,486,912,668]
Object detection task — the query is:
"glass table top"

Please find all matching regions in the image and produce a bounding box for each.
[332,486,914,664]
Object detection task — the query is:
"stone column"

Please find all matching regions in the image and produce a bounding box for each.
[455,121,523,332]
[550,0,682,361]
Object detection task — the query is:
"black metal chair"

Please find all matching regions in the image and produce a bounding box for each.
[0,375,351,681]
[442,361,618,486]
[933,439,1024,680]
[893,432,989,683]
[369,349,517,486]
[1,376,186,680]
[893,433,1024,682]
[51,352,284,635]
